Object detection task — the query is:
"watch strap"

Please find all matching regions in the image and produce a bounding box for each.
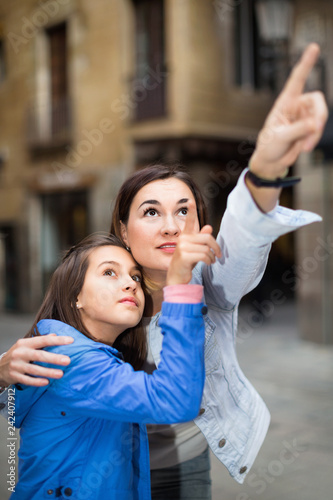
[247,170,301,188]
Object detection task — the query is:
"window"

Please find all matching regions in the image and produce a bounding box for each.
[41,191,88,291]
[0,227,18,310]
[133,0,166,120]
[46,22,70,137]
[0,39,6,84]
[26,22,71,149]
[234,0,275,92]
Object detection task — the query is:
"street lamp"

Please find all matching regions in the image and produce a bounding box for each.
[255,0,294,43]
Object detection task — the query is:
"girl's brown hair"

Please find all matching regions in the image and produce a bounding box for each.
[25,234,147,370]
[110,163,208,240]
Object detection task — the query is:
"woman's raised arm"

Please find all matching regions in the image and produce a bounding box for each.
[199,44,326,309]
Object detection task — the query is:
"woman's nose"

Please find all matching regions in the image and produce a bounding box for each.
[161,216,180,236]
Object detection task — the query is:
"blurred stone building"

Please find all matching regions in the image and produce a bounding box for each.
[0,0,332,343]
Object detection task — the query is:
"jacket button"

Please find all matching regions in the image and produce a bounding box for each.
[47,490,54,495]
[201,306,208,315]
[0,403,5,410]
[61,411,66,416]
[64,488,72,496]
[218,439,226,448]
[198,408,205,416]
[239,466,247,474]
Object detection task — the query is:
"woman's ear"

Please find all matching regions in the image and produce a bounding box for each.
[120,221,129,246]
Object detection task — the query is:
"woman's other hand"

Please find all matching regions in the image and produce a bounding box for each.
[251,43,328,178]
[247,43,328,212]
[0,334,74,387]
[166,201,221,285]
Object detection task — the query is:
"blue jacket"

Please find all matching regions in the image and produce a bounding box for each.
[12,301,205,500]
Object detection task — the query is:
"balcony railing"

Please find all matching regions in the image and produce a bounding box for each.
[26,97,72,150]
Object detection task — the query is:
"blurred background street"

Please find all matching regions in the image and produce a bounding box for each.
[1,302,333,500]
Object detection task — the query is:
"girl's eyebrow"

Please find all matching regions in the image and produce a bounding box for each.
[138,198,189,209]
[97,261,141,274]
[97,260,119,269]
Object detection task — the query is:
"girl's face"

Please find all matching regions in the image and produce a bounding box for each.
[76,246,145,344]
[121,178,200,282]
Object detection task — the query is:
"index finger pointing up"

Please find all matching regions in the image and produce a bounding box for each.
[183,200,198,235]
[280,43,320,101]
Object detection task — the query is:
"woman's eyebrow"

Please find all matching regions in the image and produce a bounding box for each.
[138,198,189,209]
[138,199,160,209]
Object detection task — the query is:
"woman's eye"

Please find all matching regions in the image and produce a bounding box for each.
[178,207,188,216]
[143,208,158,217]
[103,269,116,277]
[132,275,142,283]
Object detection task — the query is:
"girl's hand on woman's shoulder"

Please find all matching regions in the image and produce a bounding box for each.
[166,201,222,286]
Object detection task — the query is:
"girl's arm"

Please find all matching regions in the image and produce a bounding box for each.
[38,288,205,425]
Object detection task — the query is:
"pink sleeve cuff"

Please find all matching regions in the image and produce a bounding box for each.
[163,284,204,304]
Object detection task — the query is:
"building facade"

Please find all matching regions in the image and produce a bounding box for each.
[0,0,332,343]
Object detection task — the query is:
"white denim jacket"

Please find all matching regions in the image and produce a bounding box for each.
[0,169,321,484]
[146,169,321,484]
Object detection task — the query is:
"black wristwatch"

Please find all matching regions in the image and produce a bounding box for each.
[247,170,301,188]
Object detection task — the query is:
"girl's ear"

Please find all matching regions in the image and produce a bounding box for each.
[75,296,82,310]
[120,221,129,246]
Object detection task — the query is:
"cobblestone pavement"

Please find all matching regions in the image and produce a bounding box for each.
[0,304,332,500]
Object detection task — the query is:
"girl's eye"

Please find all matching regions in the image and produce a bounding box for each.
[103,269,116,277]
[132,274,142,283]
[143,208,158,217]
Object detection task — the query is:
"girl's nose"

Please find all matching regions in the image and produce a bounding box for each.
[122,277,137,292]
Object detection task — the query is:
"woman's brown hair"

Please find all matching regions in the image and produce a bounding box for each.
[25,233,147,370]
[110,163,208,240]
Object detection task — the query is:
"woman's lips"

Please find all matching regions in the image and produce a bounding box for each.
[158,243,176,254]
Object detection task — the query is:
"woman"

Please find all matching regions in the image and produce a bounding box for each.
[11,226,213,500]
[0,44,328,499]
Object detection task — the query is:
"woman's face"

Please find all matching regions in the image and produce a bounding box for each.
[121,178,200,282]
[76,246,145,343]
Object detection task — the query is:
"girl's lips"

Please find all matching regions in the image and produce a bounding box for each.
[119,297,139,307]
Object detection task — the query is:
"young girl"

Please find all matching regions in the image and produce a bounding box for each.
[11,216,215,500]
[0,43,328,500]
